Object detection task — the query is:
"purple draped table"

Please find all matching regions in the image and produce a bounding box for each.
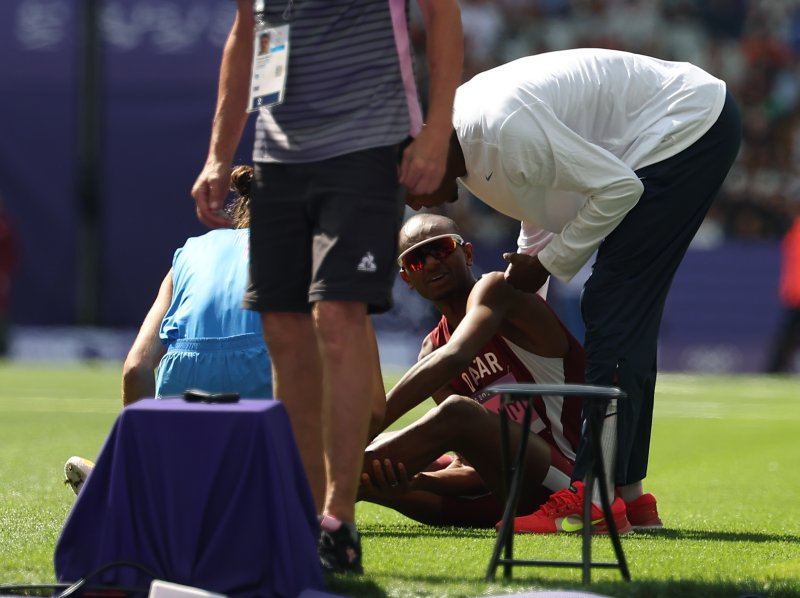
[54,398,324,598]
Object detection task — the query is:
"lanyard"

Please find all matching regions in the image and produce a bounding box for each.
[253,0,294,23]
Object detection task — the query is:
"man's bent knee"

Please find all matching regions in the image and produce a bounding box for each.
[436,395,483,419]
[424,395,485,441]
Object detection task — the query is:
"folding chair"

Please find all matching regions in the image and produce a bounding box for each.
[484,383,631,584]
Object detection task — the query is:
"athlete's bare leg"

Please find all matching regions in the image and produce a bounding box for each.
[361,488,504,527]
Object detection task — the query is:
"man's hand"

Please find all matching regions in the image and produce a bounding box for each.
[359,458,413,500]
[191,160,234,228]
[399,127,449,196]
[404,189,446,212]
[503,252,550,293]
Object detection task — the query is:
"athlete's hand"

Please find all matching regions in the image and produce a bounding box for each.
[191,160,234,228]
[360,458,412,498]
[400,127,449,196]
[503,252,550,293]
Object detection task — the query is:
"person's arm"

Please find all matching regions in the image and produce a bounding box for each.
[121,271,171,406]
[361,456,485,498]
[380,334,443,432]
[400,0,463,195]
[503,252,551,295]
[358,460,478,525]
[381,275,515,430]
[534,174,642,282]
[191,0,254,228]
[412,457,486,495]
[502,227,555,297]
[500,107,644,290]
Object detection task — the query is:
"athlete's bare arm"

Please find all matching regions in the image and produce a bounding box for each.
[380,333,453,432]
[381,274,567,432]
[481,272,568,358]
[362,455,484,499]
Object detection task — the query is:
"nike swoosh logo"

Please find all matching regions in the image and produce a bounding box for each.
[559,516,604,532]
[485,172,493,181]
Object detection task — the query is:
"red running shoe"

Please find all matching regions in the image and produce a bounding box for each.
[625,492,663,530]
[502,481,632,535]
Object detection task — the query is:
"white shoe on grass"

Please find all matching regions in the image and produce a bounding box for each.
[64,456,95,495]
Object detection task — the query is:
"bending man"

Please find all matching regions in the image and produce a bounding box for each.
[406,48,741,532]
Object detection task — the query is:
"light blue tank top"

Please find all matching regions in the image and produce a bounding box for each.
[159,229,261,342]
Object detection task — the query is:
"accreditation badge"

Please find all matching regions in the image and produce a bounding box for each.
[247,23,289,112]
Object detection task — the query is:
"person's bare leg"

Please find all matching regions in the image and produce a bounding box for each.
[360,490,502,527]
[261,312,325,511]
[362,490,451,524]
[364,396,552,501]
[314,300,375,523]
[366,317,387,441]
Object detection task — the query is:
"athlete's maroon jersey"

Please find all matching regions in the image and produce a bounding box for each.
[427,299,585,462]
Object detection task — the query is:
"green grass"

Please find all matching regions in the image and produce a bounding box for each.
[1,362,799,597]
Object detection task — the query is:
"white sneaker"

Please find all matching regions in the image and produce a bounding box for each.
[64,456,95,495]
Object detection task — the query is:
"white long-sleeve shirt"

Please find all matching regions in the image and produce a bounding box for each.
[454,48,727,281]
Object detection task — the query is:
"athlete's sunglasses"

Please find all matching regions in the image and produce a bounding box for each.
[397,234,465,272]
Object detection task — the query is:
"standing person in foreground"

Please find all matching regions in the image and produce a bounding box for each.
[65,166,272,494]
[190,0,463,574]
[405,48,742,532]
[358,213,598,528]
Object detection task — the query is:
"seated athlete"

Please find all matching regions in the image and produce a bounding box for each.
[65,166,272,494]
[358,213,600,528]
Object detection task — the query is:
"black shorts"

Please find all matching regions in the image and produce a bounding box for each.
[243,145,404,315]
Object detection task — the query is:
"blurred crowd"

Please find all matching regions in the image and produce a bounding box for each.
[411,0,800,248]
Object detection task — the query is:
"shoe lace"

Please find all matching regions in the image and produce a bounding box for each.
[539,486,581,517]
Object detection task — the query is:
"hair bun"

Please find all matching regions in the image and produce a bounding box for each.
[229,165,254,198]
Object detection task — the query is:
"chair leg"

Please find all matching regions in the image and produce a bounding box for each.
[582,471,593,584]
[588,413,631,581]
[485,395,533,581]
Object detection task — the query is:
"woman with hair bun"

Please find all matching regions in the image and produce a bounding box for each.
[122,164,270,405]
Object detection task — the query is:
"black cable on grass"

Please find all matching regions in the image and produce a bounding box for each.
[54,560,157,598]
[0,582,146,597]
